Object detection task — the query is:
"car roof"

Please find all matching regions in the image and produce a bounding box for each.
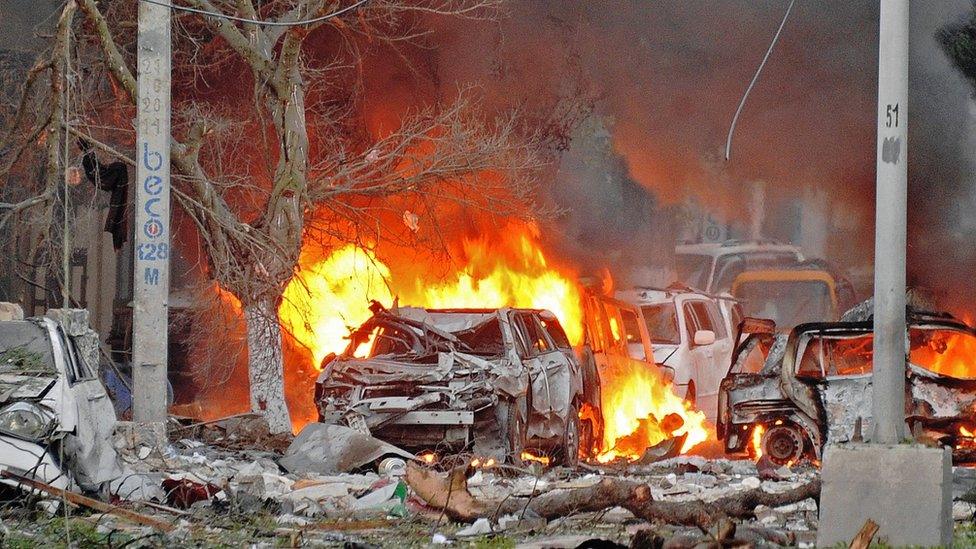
[617,285,712,304]
[674,239,803,258]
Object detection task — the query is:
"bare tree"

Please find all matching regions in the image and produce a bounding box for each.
[50,0,547,433]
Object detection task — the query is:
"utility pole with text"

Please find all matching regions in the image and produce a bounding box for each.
[132,0,171,432]
[871,0,908,444]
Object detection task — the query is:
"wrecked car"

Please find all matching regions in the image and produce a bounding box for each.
[717,312,976,465]
[314,304,595,466]
[0,308,121,494]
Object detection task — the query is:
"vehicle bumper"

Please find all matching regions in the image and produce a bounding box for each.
[0,436,73,492]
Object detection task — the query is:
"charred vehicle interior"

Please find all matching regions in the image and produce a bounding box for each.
[314,303,599,466]
[718,312,976,465]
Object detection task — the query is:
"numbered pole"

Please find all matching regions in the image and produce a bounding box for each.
[871,0,909,444]
[133,0,170,430]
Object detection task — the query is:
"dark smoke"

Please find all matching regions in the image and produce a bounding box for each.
[371,1,975,312]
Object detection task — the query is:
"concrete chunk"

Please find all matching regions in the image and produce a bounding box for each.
[816,443,951,547]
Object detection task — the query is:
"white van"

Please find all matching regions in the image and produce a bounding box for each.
[616,286,742,423]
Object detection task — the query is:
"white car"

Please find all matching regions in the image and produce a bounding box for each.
[0,309,121,493]
[674,239,804,294]
[616,287,741,423]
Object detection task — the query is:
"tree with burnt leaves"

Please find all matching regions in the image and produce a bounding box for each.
[0,0,546,433]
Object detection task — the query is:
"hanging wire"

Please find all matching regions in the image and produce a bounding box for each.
[137,0,369,27]
[724,0,795,161]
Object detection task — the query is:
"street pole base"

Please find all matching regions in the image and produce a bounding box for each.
[817,443,951,547]
[114,420,167,453]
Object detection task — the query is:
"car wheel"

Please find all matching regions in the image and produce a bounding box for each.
[761,424,807,465]
[500,395,528,466]
[561,404,581,467]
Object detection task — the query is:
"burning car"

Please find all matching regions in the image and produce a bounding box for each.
[717,312,976,465]
[0,307,121,494]
[314,303,597,466]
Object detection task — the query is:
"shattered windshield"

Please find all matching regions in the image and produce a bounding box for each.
[792,326,976,380]
[640,304,680,345]
[735,281,833,328]
[909,327,976,380]
[363,315,505,359]
[675,254,711,290]
[0,322,56,374]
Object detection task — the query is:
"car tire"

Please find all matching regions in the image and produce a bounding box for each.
[561,404,581,467]
[501,395,528,466]
[761,423,808,465]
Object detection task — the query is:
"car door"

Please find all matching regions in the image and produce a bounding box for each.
[682,300,719,419]
[52,324,121,489]
[804,331,875,445]
[511,312,572,440]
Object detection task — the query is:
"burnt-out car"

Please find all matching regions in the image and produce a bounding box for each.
[314,303,596,466]
[717,313,976,465]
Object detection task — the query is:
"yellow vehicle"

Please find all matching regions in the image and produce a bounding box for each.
[730,269,839,329]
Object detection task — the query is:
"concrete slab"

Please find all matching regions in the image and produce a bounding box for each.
[817,443,952,547]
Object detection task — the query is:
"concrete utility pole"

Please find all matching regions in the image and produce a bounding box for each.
[818,4,952,546]
[871,0,908,444]
[132,0,171,432]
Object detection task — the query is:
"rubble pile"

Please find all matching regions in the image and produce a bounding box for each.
[72,429,827,547]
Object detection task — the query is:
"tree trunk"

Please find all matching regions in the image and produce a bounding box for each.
[243,295,292,434]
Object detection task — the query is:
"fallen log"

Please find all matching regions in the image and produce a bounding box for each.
[0,470,176,533]
[405,461,820,529]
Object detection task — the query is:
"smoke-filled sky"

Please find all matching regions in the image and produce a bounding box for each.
[381,1,974,312]
[4,1,976,313]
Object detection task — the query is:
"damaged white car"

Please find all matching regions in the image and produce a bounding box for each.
[0,308,121,494]
[314,304,597,467]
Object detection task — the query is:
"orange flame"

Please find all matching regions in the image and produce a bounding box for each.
[751,424,766,459]
[909,329,976,379]
[278,223,584,431]
[595,361,708,462]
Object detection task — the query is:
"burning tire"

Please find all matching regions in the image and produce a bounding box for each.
[761,424,807,465]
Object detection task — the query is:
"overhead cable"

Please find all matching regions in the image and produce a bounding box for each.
[137,0,368,27]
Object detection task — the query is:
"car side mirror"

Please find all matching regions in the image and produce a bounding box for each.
[694,330,716,346]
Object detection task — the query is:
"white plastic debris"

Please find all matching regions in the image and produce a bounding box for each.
[351,481,399,510]
[456,517,493,537]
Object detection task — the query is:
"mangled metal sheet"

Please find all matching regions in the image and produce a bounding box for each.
[280,423,414,474]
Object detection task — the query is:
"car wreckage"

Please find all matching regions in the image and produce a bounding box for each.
[0,308,121,494]
[314,304,600,466]
[718,312,976,465]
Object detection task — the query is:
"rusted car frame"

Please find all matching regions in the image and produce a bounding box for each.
[718,313,976,465]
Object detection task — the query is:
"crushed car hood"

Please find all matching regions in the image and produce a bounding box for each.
[325,351,509,386]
